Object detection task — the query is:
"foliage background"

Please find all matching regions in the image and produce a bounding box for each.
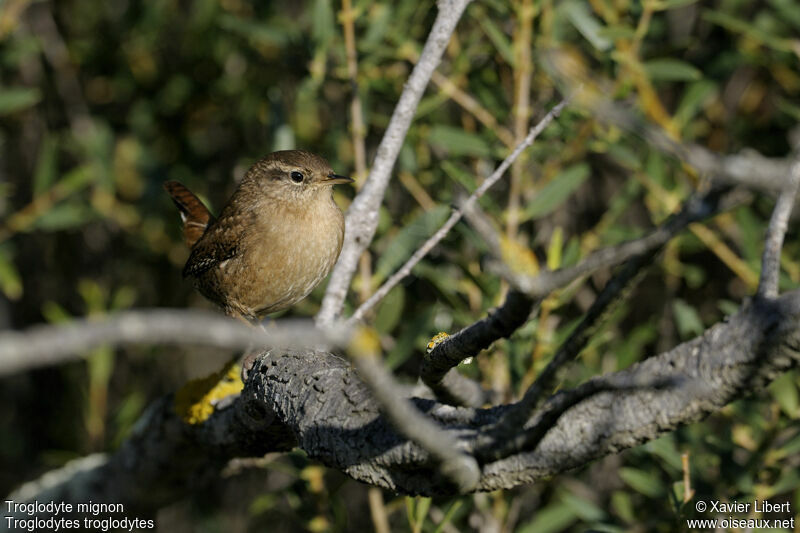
[1,0,799,531]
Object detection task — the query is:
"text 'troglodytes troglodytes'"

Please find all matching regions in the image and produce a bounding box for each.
[164,150,353,321]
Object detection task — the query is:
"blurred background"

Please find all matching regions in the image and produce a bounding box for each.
[1,0,799,531]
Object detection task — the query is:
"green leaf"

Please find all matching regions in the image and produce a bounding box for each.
[611,490,636,523]
[30,202,95,231]
[414,497,431,531]
[0,249,22,300]
[618,467,666,498]
[703,10,794,53]
[768,0,800,30]
[645,152,668,185]
[361,4,392,51]
[311,0,335,46]
[644,59,702,81]
[33,135,59,196]
[561,491,606,521]
[597,25,636,40]
[477,17,515,65]
[219,14,292,47]
[523,163,590,220]
[675,80,717,128]
[769,371,799,418]
[374,286,405,334]
[432,500,462,533]
[562,1,612,51]
[764,468,800,497]
[374,205,450,283]
[777,96,800,121]
[0,87,41,115]
[41,301,72,323]
[778,430,800,456]
[441,160,477,191]
[646,435,683,472]
[658,0,700,9]
[518,502,579,533]
[428,126,491,158]
[672,299,704,338]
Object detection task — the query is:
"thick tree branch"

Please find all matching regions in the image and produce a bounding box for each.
[15,291,800,502]
[352,355,480,492]
[317,0,473,325]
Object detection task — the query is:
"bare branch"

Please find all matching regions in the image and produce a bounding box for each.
[757,156,800,299]
[18,291,800,502]
[347,97,570,325]
[0,309,348,377]
[317,0,473,325]
[594,101,793,191]
[508,185,749,299]
[420,290,536,404]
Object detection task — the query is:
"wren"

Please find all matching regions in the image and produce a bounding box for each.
[164,150,353,322]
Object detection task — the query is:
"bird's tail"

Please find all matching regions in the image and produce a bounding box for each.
[163,181,215,248]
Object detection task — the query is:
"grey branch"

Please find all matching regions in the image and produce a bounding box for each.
[317,0,473,326]
[594,102,793,191]
[347,97,570,325]
[0,309,348,377]
[757,156,800,299]
[420,290,536,405]
[14,292,800,503]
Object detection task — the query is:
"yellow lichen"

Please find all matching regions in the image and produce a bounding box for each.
[426,331,450,353]
[348,325,381,359]
[499,234,540,275]
[174,359,244,425]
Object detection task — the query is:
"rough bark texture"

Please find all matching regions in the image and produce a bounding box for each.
[14,291,799,507]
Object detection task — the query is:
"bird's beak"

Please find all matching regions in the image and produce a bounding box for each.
[325,173,354,185]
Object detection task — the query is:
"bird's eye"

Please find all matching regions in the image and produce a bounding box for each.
[290,171,304,183]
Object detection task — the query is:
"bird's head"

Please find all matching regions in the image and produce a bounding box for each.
[245,150,353,204]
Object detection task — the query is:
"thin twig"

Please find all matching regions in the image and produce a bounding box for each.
[339,0,374,306]
[506,0,535,239]
[0,309,348,376]
[483,185,740,450]
[757,156,800,299]
[318,0,474,326]
[347,97,570,325]
[367,488,391,533]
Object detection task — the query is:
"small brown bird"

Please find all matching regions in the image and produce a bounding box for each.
[164,150,353,322]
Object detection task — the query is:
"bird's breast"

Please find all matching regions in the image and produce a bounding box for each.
[237,197,344,316]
